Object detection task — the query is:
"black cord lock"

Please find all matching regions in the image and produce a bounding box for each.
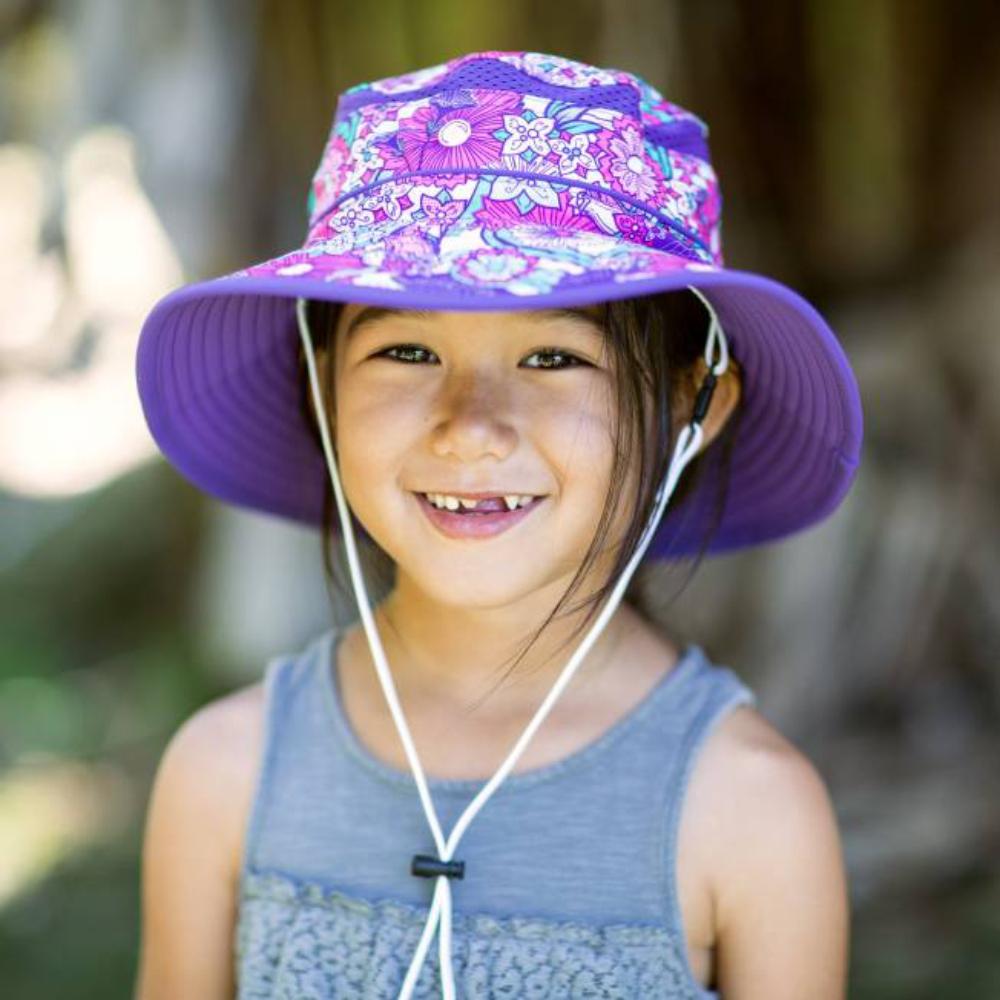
[411,853,466,880]
[691,370,718,426]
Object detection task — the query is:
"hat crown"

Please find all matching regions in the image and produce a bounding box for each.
[305,50,723,265]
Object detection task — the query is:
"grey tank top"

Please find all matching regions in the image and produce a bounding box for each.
[235,624,757,999]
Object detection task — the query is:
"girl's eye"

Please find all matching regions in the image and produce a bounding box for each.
[523,348,588,370]
[375,344,434,364]
[374,345,589,369]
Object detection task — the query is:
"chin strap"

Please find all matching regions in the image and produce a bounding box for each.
[294,288,729,1000]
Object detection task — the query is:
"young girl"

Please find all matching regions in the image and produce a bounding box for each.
[133,50,862,999]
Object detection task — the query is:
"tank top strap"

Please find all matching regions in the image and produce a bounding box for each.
[239,627,336,883]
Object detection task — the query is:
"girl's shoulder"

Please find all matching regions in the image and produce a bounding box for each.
[691,693,832,876]
[678,698,788,934]
[136,677,268,998]
[165,678,269,885]
[686,698,849,990]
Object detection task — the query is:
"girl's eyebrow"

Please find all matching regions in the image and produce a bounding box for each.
[343,306,605,339]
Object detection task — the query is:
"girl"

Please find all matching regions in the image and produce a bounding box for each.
[133,51,861,999]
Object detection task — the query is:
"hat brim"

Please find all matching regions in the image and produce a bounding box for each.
[136,227,863,558]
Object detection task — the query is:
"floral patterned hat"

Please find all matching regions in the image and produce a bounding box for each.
[135,50,863,557]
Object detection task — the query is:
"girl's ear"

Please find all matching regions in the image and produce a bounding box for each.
[673,355,742,453]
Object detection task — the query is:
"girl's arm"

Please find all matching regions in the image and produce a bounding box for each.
[133,698,248,1000]
[711,718,851,999]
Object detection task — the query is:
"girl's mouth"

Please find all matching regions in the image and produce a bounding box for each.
[412,491,546,540]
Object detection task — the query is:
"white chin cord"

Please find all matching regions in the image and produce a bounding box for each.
[294,287,729,1000]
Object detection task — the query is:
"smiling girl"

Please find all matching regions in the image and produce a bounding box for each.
[133,51,862,1000]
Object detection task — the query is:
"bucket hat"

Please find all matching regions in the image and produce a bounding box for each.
[135,48,863,558]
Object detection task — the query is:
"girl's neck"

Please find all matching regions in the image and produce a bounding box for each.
[346,584,660,719]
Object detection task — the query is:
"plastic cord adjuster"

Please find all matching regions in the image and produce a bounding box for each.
[691,371,718,425]
[411,854,466,880]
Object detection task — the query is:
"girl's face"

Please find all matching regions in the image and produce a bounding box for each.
[323,304,641,609]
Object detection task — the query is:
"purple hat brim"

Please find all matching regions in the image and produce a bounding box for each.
[136,256,863,560]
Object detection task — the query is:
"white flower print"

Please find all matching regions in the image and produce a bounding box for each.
[348,135,384,176]
[329,203,375,233]
[501,114,556,158]
[549,134,598,178]
[362,184,405,220]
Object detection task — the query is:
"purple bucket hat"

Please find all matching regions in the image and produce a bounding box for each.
[136,49,863,557]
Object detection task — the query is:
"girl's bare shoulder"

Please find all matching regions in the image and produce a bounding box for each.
[691,702,850,994]
[168,679,269,882]
[693,700,839,864]
[135,679,268,999]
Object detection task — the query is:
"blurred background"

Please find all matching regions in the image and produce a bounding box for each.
[1,0,999,996]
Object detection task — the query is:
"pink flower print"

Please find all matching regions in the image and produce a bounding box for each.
[608,127,658,200]
[614,213,647,240]
[501,114,556,158]
[417,194,467,236]
[488,174,560,209]
[395,91,519,171]
[549,134,599,178]
[477,196,596,233]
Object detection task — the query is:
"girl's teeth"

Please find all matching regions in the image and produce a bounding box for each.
[424,493,536,511]
[504,495,533,511]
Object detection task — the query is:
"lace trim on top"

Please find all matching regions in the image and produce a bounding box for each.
[236,866,719,999]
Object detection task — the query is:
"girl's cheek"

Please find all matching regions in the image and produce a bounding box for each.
[340,380,421,430]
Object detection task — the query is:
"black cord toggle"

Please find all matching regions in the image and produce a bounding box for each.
[411,853,466,880]
[691,370,718,425]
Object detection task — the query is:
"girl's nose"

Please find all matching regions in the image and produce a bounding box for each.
[428,374,518,462]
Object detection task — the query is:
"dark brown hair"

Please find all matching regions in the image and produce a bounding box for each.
[296,292,744,708]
